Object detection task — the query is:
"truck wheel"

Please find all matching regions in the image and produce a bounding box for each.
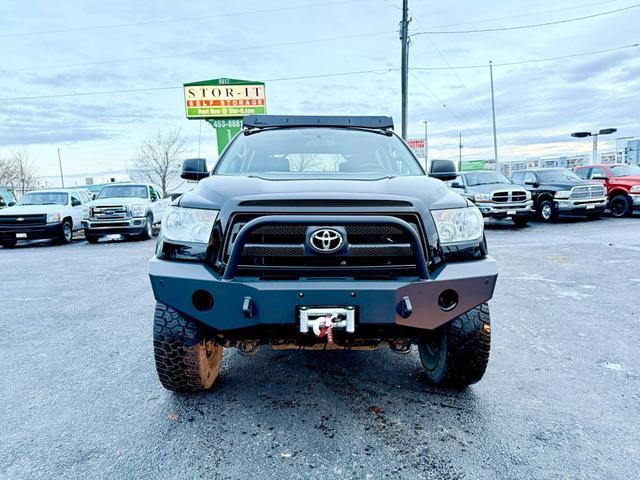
[139,213,153,240]
[153,302,223,392]
[512,216,529,227]
[418,303,491,388]
[1,240,17,248]
[537,199,558,222]
[610,194,631,218]
[55,221,73,244]
[85,235,100,244]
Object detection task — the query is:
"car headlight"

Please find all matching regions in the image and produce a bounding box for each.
[161,206,218,244]
[525,191,532,200]
[431,207,484,245]
[554,190,571,199]
[129,204,147,217]
[46,213,61,223]
[474,193,491,202]
[82,207,90,220]
[630,185,640,193]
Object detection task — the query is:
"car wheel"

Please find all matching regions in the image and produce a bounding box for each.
[610,194,631,218]
[55,221,73,244]
[86,235,100,244]
[417,303,491,388]
[538,199,558,222]
[512,216,529,227]
[139,213,153,240]
[153,302,223,392]
[1,240,17,248]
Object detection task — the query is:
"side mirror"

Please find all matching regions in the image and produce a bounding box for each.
[181,158,209,181]
[450,181,464,189]
[8,201,16,207]
[429,159,457,181]
[524,180,538,187]
[71,199,81,207]
[591,174,607,180]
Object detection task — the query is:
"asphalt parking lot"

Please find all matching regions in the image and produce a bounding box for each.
[1,217,639,480]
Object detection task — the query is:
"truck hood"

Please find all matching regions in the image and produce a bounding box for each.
[541,180,600,190]
[179,174,467,211]
[610,176,640,186]
[0,204,65,215]
[89,197,148,207]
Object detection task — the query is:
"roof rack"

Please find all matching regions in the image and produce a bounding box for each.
[243,115,394,130]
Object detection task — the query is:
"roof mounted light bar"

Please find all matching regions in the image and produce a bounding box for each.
[243,115,394,130]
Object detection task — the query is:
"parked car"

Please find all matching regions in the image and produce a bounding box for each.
[0,188,87,248]
[511,168,607,222]
[574,163,640,217]
[0,186,16,209]
[149,115,498,392]
[82,183,168,243]
[446,170,533,227]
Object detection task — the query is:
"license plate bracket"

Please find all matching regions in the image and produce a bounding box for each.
[16,233,27,239]
[586,204,595,210]
[507,210,516,215]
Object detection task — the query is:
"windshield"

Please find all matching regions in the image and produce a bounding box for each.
[97,185,148,199]
[215,128,424,177]
[537,169,581,182]
[464,171,510,186]
[610,165,640,177]
[18,192,68,206]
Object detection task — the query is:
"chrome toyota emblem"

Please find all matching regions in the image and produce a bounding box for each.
[309,228,343,253]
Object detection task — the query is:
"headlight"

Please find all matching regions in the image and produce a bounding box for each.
[82,207,90,220]
[631,185,640,193]
[554,190,571,199]
[129,204,147,217]
[431,207,484,245]
[525,191,532,200]
[46,213,61,223]
[161,206,218,244]
[474,193,491,202]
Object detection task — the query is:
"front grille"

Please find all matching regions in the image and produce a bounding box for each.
[91,205,128,220]
[0,214,46,226]
[570,185,605,199]
[221,214,425,278]
[491,190,528,203]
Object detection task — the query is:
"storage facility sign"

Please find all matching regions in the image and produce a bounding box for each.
[461,160,487,171]
[183,78,266,119]
[407,138,426,158]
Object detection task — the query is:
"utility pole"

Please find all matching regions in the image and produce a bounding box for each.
[422,120,428,170]
[57,148,65,188]
[458,132,463,171]
[489,60,499,172]
[400,0,411,140]
[592,134,598,163]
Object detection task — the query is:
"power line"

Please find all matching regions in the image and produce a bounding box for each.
[0,0,366,38]
[411,3,640,35]
[0,31,393,74]
[410,42,640,70]
[0,68,396,102]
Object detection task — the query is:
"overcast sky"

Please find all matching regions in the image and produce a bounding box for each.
[1,0,639,179]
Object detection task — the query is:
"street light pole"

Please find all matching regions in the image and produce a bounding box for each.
[399,0,411,140]
[489,60,499,172]
[459,132,463,171]
[422,120,428,169]
[571,128,617,163]
[592,135,598,163]
[57,148,65,188]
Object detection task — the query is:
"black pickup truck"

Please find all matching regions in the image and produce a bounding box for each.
[149,115,498,392]
[511,168,607,221]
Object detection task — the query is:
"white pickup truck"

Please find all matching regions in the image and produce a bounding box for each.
[0,188,91,248]
[82,183,169,243]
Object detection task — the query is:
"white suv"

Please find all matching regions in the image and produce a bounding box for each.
[0,188,89,248]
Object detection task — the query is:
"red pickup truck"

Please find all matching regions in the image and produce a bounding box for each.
[574,164,640,217]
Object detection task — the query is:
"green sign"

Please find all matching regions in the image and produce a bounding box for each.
[184,77,267,154]
[207,118,243,154]
[461,160,487,171]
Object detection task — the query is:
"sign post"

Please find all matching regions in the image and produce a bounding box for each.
[183,78,266,154]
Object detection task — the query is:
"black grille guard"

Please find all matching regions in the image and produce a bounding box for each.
[222,215,430,281]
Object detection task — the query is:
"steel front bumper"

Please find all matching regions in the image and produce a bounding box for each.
[630,194,640,209]
[555,197,607,213]
[82,217,147,236]
[475,201,533,218]
[148,256,498,332]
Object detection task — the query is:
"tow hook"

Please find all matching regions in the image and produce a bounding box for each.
[238,340,260,356]
[390,339,411,354]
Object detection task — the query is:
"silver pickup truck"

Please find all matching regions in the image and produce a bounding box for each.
[447,170,533,227]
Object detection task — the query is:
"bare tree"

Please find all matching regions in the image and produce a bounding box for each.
[2,147,38,195]
[131,129,186,195]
